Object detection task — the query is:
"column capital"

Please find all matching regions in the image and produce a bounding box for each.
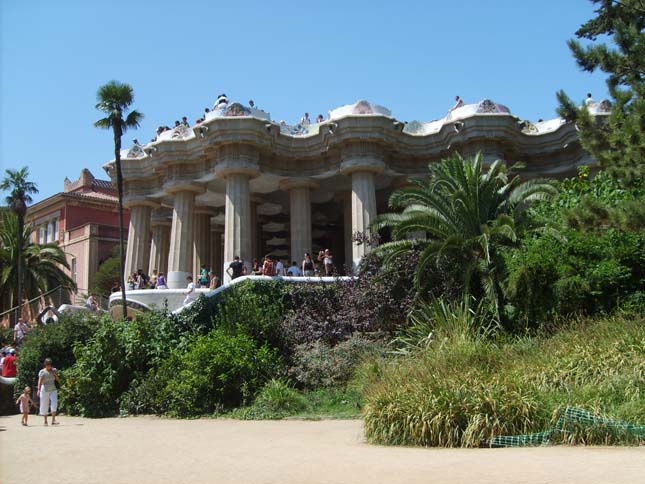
[193,205,219,216]
[340,142,386,176]
[123,198,160,210]
[215,144,260,179]
[150,218,172,227]
[279,178,320,191]
[165,183,206,195]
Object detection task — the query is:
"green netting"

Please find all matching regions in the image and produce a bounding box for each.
[485,406,645,447]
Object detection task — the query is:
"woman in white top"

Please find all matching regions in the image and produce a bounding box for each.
[323,249,333,276]
[37,357,59,426]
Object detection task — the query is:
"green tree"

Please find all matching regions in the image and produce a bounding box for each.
[0,211,76,317]
[371,152,556,324]
[1,167,39,322]
[556,0,644,182]
[94,81,143,319]
[93,245,121,296]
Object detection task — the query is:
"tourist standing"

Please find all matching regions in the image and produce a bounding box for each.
[302,253,315,277]
[183,276,196,306]
[585,93,595,106]
[2,348,17,377]
[16,386,36,426]
[252,258,263,275]
[209,271,220,290]
[199,264,210,287]
[275,257,285,276]
[287,261,302,276]
[156,272,167,289]
[37,357,59,426]
[262,255,275,276]
[300,112,311,125]
[150,269,159,288]
[14,318,30,346]
[323,249,334,276]
[227,256,244,280]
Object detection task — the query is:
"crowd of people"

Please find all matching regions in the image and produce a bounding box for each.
[227,249,335,281]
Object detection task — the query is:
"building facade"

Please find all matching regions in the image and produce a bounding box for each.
[26,168,129,300]
[105,98,609,289]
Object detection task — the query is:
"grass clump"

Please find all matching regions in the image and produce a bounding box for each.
[363,313,645,447]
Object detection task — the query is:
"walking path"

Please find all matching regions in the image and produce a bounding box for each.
[1,416,643,483]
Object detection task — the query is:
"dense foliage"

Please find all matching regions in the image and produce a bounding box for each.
[371,152,556,324]
[363,314,645,447]
[557,0,644,181]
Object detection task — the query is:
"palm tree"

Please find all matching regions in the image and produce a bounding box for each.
[0,211,76,317]
[371,152,557,323]
[1,167,39,323]
[94,81,143,320]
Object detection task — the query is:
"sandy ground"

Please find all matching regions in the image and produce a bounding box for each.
[1,416,643,484]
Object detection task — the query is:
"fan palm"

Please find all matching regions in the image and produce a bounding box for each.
[371,152,557,322]
[0,211,76,317]
[1,166,39,322]
[94,80,143,319]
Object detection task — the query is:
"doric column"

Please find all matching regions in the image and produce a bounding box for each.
[211,226,223,282]
[344,195,353,271]
[167,186,203,289]
[340,143,385,268]
[280,179,319,265]
[124,201,156,279]
[149,220,171,275]
[215,145,260,282]
[193,210,213,279]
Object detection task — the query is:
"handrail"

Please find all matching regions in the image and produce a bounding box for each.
[0,285,73,318]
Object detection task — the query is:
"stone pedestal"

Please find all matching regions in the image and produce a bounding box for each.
[124,202,155,278]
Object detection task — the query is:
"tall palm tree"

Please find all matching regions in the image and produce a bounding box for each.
[371,152,557,323]
[0,211,76,317]
[1,167,39,323]
[94,81,143,320]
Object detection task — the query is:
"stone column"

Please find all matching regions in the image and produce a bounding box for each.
[250,201,258,261]
[193,211,212,279]
[167,187,202,289]
[344,195,353,271]
[223,173,252,281]
[340,143,385,268]
[211,226,223,282]
[149,220,171,275]
[215,145,260,283]
[280,179,318,265]
[124,201,155,279]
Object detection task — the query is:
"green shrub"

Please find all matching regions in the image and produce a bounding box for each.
[363,314,645,447]
[134,330,284,418]
[61,311,175,417]
[15,312,101,399]
[289,335,387,389]
[0,325,13,346]
[233,379,308,419]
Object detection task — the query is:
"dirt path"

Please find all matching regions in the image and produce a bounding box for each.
[1,416,643,484]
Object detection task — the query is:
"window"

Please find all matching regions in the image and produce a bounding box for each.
[47,222,54,243]
[39,225,46,244]
[54,218,59,242]
[71,258,77,284]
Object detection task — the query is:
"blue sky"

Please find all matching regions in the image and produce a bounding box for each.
[1,0,607,203]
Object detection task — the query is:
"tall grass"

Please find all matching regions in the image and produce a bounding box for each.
[363,313,644,447]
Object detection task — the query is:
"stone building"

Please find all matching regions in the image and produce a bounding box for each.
[104,98,609,289]
[26,168,129,300]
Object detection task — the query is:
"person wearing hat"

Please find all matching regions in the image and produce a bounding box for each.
[2,348,17,377]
